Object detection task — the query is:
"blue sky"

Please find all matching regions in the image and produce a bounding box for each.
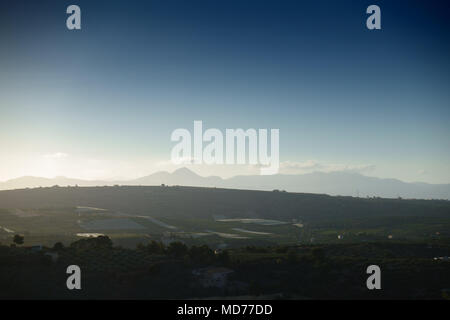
[0,0,449,183]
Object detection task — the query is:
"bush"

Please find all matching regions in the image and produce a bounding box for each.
[167,242,188,258]
[53,242,64,251]
[217,250,231,265]
[70,235,113,250]
[189,245,215,264]
[13,235,24,245]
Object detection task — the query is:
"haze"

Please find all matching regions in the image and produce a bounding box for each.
[1,1,449,184]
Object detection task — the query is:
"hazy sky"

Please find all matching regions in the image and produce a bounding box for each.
[1,0,449,183]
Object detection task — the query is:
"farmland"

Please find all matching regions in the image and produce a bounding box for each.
[0,186,449,299]
[0,185,449,248]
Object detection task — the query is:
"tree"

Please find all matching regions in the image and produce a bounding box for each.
[189,245,215,264]
[137,240,166,254]
[217,250,231,265]
[53,242,64,251]
[95,235,113,248]
[167,241,188,258]
[13,234,24,246]
[70,235,113,250]
[147,240,166,254]
[287,248,298,264]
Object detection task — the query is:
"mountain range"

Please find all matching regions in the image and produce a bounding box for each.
[1,168,449,200]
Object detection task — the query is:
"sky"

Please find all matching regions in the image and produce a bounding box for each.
[0,0,449,183]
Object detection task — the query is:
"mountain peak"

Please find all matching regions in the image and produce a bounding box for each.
[172,167,199,177]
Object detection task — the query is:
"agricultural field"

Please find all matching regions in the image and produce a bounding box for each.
[0,186,449,249]
[0,186,449,300]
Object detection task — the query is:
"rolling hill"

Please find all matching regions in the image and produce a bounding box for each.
[0,185,449,222]
[0,168,449,200]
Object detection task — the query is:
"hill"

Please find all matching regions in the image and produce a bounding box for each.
[0,185,449,222]
[0,168,449,200]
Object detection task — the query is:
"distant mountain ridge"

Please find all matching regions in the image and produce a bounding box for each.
[1,168,449,200]
[133,167,223,186]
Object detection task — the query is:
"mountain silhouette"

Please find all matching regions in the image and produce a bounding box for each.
[132,167,222,186]
[0,168,449,200]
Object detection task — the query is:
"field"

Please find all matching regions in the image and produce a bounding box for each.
[0,186,449,249]
[1,239,449,299]
[0,186,449,300]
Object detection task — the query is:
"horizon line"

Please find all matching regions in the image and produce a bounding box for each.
[0,168,448,186]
